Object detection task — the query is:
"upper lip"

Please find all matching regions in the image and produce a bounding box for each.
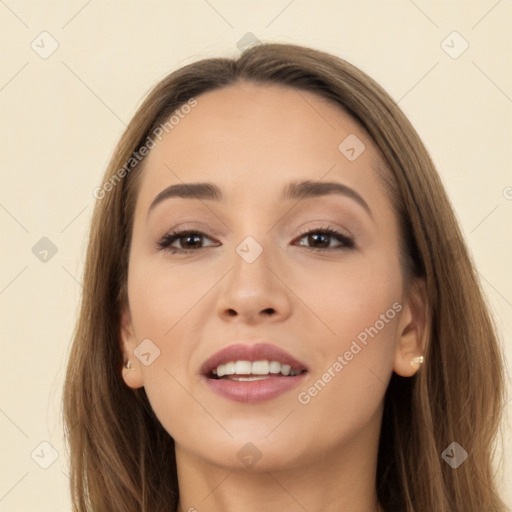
[200,342,309,377]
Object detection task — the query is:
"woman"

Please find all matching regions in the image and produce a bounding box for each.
[63,42,508,511]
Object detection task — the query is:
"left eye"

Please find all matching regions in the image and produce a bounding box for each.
[294,228,354,251]
[156,230,219,252]
[156,227,354,253]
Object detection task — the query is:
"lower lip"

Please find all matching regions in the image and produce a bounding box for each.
[202,374,307,403]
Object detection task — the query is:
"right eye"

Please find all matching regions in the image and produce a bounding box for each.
[156,230,220,253]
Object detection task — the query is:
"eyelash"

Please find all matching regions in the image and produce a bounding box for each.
[156,226,355,254]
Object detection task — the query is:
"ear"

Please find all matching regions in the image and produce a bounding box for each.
[120,304,144,389]
[393,277,429,377]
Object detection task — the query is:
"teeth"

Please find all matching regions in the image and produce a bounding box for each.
[281,364,291,376]
[225,361,236,375]
[235,361,252,374]
[230,375,270,381]
[252,360,270,375]
[269,361,281,374]
[213,360,301,378]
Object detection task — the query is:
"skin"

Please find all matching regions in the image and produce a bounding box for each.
[120,82,428,512]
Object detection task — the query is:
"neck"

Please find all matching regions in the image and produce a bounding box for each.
[174,418,383,512]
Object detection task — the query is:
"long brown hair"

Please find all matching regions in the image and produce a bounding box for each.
[63,42,508,511]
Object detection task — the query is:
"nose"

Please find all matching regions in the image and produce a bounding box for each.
[216,243,292,325]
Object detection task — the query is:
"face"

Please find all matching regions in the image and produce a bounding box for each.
[121,82,424,472]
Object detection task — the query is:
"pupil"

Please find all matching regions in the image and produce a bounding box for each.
[184,235,201,248]
[309,233,329,248]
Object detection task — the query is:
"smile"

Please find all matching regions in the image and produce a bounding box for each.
[200,342,309,403]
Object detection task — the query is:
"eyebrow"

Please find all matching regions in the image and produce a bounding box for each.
[148,180,372,218]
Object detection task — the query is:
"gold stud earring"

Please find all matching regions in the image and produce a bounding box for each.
[410,355,424,367]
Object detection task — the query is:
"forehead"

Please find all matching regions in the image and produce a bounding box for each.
[135,82,386,211]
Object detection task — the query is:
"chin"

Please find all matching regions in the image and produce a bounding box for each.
[175,427,309,472]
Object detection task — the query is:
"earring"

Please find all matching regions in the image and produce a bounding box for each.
[410,355,424,367]
[124,360,134,370]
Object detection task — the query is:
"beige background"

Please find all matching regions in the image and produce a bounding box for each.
[0,1,511,510]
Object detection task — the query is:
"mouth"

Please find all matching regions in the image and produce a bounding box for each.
[209,360,307,380]
[200,342,309,403]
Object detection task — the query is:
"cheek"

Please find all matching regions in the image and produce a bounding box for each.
[127,250,217,338]
[295,247,403,344]
[292,253,402,422]
[125,253,219,433]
